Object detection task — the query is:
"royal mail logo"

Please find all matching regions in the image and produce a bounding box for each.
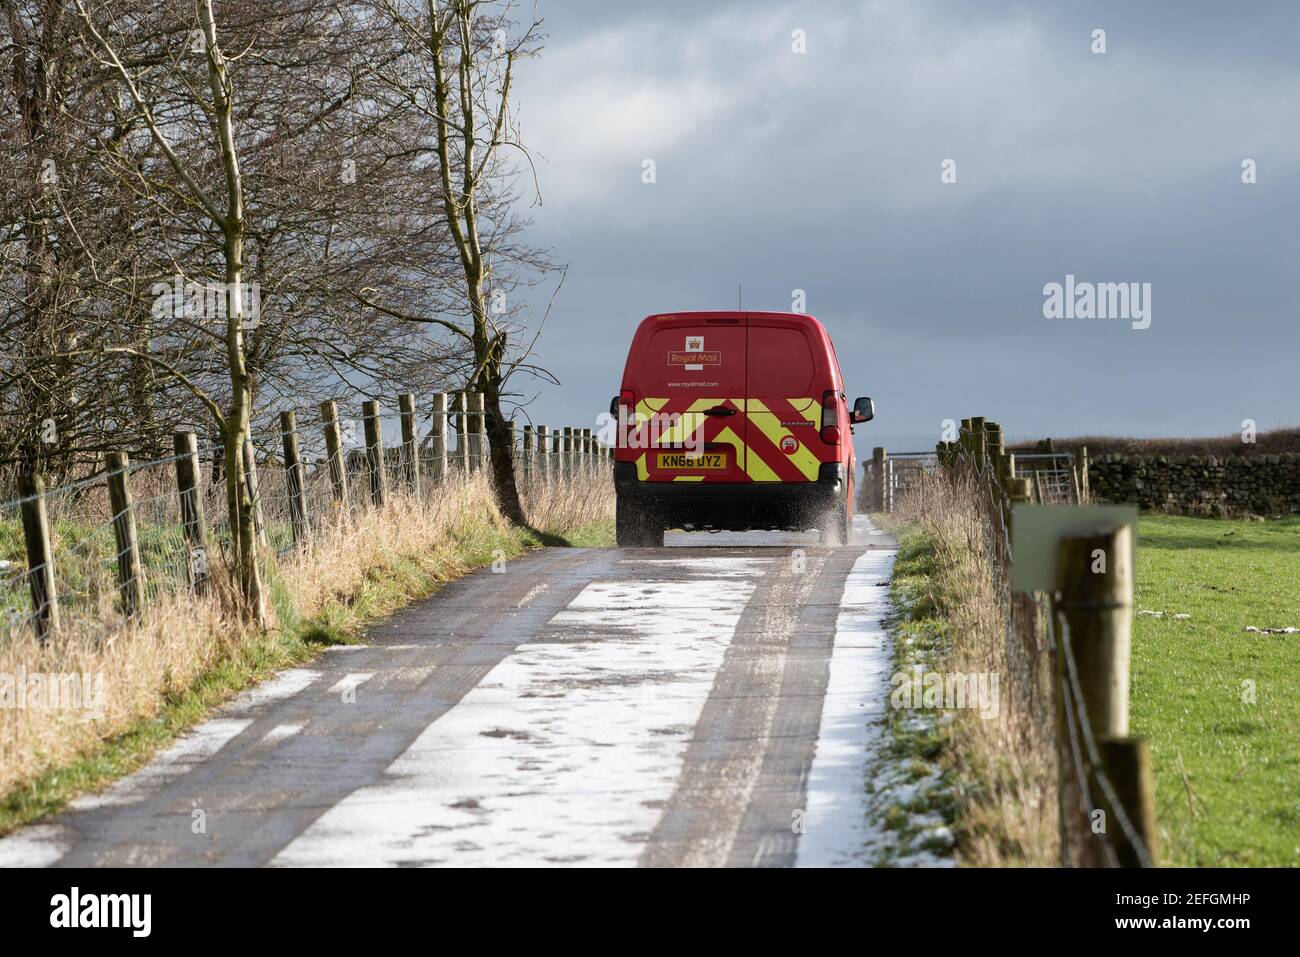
[667,350,722,366]
[669,335,720,370]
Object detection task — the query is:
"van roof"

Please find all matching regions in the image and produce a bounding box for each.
[640,310,828,330]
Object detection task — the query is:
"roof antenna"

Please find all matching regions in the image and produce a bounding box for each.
[737,282,743,311]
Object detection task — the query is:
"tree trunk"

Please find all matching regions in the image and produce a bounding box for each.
[482,371,527,526]
[203,0,265,626]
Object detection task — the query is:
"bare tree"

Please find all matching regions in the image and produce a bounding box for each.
[373,0,550,526]
[76,0,268,622]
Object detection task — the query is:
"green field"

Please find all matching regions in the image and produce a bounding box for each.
[1132,515,1300,866]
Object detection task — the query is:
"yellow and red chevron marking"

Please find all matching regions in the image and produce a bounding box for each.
[744,398,823,482]
[630,397,827,483]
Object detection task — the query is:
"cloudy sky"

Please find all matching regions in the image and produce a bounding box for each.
[511,0,1299,457]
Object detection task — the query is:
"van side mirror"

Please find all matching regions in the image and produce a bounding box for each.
[851,397,874,423]
[609,395,619,417]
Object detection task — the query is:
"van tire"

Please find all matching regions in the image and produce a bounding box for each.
[617,499,664,547]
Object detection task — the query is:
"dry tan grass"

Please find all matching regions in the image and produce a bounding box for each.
[0,579,245,798]
[0,467,612,802]
[891,468,1058,866]
[518,464,614,539]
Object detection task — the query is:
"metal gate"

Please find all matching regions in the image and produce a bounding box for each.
[1014,452,1079,504]
[884,452,938,511]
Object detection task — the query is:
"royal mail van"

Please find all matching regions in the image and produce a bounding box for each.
[612,311,874,546]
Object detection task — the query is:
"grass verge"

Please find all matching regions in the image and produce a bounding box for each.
[871,522,959,863]
[884,472,1057,867]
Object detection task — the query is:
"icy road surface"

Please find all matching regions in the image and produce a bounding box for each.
[0,517,898,868]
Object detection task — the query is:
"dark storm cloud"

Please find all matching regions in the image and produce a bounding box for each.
[514,0,1300,454]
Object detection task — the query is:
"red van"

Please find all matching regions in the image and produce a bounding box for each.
[612,311,874,546]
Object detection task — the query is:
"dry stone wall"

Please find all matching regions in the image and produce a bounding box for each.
[1088,453,1300,516]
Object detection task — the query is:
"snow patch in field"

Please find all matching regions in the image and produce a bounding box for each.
[271,564,758,867]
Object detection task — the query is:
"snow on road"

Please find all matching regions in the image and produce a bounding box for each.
[795,546,896,866]
[272,559,766,866]
[1,520,906,868]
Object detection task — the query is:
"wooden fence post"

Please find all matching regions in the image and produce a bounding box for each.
[537,425,550,483]
[319,400,350,515]
[1054,523,1138,867]
[280,411,309,548]
[872,447,887,511]
[581,428,593,471]
[241,438,267,547]
[523,425,535,482]
[399,392,420,490]
[363,399,387,507]
[551,426,562,478]
[1080,446,1091,503]
[987,422,1005,479]
[17,471,59,639]
[428,392,449,483]
[970,416,987,468]
[1092,738,1159,868]
[173,431,210,592]
[106,451,144,619]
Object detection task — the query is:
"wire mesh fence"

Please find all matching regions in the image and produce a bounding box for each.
[0,392,612,647]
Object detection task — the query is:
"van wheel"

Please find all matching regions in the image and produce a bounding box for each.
[617,500,662,547]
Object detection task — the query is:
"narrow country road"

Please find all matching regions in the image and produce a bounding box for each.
[0,518,897,868]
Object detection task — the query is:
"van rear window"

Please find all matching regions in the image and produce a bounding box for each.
[748,326,815,394]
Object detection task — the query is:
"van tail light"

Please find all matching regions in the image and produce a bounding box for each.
[820,390,840,445]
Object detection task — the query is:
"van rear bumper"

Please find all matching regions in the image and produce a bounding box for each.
[614,461,846,531]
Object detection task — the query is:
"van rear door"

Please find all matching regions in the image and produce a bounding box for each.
[626,313,749,483]
[743,313,835,483]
